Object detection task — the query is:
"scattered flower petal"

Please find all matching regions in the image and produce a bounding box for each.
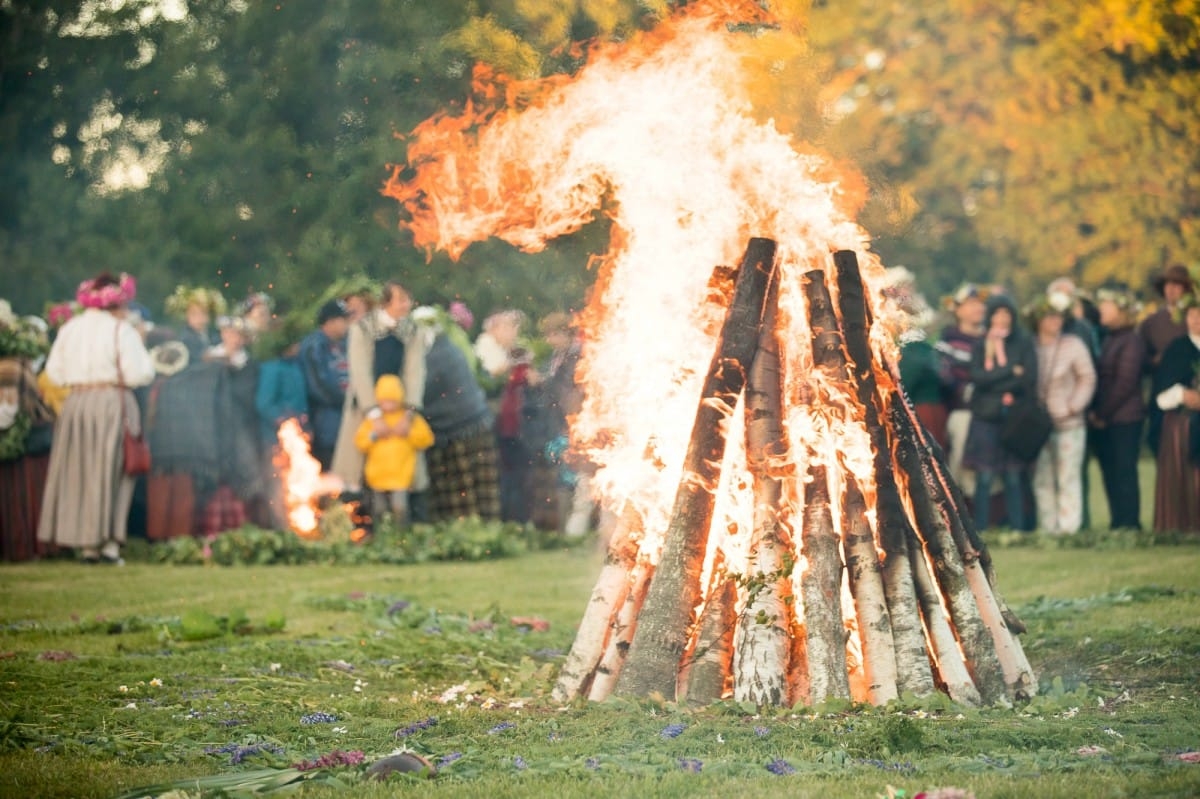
[488,721,516,735]
[660,723,686,739]
[294,749,365,771]
[300,712,338,725]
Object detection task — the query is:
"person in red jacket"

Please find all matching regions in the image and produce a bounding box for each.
[1088,288,1148,530]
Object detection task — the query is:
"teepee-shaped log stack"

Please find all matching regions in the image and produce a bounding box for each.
[553,239,1035,708]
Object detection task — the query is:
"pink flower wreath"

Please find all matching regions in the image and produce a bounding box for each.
[76,273,137,309]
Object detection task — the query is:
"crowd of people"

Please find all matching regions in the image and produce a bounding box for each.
[890,263,1200,537]
[1,261,1199,564]
[0,273,594,563]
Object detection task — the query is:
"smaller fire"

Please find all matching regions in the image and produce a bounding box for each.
[276,419,345,539]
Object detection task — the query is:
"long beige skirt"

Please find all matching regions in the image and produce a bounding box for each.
[37,387,140,550]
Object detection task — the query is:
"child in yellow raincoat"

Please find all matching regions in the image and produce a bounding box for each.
[354,375,434,524]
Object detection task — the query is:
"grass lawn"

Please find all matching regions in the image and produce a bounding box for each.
[2,530,1199,799]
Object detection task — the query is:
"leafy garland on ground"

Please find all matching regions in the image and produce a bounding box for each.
[124,516,578,567]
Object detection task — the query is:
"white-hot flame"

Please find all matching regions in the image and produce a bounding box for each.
[386,2,897,587]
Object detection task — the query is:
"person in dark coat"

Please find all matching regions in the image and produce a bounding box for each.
[1088,289,1148,530]
[936,283,988,492]
[413,313,500,521]
[1152,291,1200,533]
[1140,264,1193,454]
[299,299,350,470]
[962,294,1038,532]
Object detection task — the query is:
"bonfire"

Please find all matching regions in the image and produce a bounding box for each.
[382,0,1033,707]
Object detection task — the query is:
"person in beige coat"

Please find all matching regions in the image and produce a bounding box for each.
[331,282,431,498]
[1027,296,1097,534]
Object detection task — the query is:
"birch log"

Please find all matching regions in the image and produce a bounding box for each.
[734,270,793,706]
[887,397,1009,705]
[616,238,778,700]
[798,270,851,703]
[831,249,935,697]
[552,503,643,702]
[588,560,654,701]
[680,573,738,704]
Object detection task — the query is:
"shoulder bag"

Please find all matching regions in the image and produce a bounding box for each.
[1000,338,1058,462]
[116,324,152,476]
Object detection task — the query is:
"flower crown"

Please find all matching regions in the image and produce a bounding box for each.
[45,301,82,328]
[940,282,991,311]
[76,273,136,309]
[165,286,228,318]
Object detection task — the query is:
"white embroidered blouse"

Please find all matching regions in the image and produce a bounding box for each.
[45,309,155,388]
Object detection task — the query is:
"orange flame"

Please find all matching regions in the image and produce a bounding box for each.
[276,418,344,539]
[384,2,907,609]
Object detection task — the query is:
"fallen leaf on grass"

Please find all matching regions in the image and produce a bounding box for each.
[38,650,77,661]
[510,616,549,632]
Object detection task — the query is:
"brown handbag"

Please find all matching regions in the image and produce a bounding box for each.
[115,324,151,476]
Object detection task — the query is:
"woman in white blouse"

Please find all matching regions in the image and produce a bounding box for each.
[37,272,155,563]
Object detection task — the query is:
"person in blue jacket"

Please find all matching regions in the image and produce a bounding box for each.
[298,300,350,470]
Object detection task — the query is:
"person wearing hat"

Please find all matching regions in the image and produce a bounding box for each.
[962,293,1038,532]
[936,283,988,492]
[1140,263,1194,454]
[1025,295,1096,535]
[1088,287,1148,529]
[298,298,350,470]
[165,285,227,365]
[1152,286,1200,533]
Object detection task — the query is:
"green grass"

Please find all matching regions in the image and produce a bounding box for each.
[2,541,1199,799]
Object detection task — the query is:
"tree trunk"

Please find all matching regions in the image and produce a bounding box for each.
[616,238,778,700]
[588,560,653,701]
[552,502,642,702]
[733,271,792,706]
[798,269,851,703]
[907,531,982,706]
[831,249,934,697]
[680,573,738,704]
[887,396,1009,705]
[841,476,900,705]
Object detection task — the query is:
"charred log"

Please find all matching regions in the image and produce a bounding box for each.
[616,238,779,699]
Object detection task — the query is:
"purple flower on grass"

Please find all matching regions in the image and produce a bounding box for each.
[300,712,338,725]
[754,725,770,737]
[387,600,411,615]
[766,758,796,775]
[395,716,439,738]
[513,755,528,770]
[678,757,703,773]
[294,749,366,771]
[660,723,686,739]
[205,742,285,765]
[488,721,516,735]
[438,752,463,766]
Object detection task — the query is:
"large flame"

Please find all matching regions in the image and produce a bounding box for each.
[276,418,344,539]
[385,2,901,626]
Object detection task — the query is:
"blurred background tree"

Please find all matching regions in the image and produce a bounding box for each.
[1,0,1196,319]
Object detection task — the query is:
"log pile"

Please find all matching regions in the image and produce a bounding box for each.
[552,240,1035,708]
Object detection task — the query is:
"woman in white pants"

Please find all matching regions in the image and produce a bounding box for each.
[1028,297,1097,534]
